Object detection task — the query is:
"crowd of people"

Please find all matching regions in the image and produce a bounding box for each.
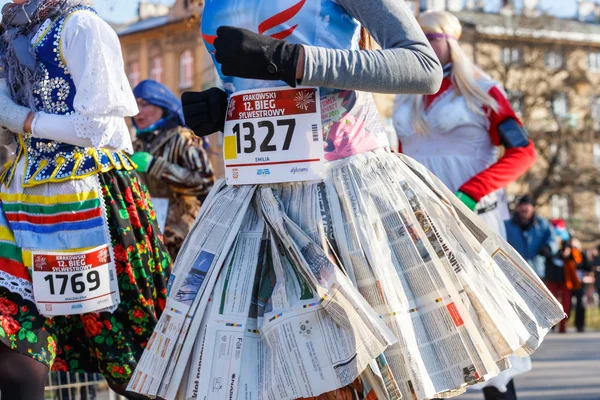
[0,1,586,400]
[507,195,598,334]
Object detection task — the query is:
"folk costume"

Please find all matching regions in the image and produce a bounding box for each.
[132,80,214,259]
[0,0,171,388]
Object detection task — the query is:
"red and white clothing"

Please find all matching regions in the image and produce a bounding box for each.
[394,66,536,392]
[393,67,536,237]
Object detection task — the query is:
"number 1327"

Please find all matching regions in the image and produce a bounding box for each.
[232,119,296,154]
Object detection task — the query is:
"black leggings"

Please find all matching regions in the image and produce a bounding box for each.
[0,343,151,400]
[0,342,49,400]
[483,379,517,400]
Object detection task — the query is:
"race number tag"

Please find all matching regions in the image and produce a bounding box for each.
[223,87,325,185]
[32,245,120,316]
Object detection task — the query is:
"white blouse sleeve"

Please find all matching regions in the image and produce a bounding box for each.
[32,11,137,153]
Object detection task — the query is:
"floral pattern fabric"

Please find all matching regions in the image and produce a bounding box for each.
[0,169,171,385]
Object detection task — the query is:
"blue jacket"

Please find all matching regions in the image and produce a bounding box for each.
[505,214,558,279]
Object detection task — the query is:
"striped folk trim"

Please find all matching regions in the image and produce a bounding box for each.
[0,241,23,264]
[1,189,105,235]
[5,207,102,226]
[0,241,27,280]
[0,190,99,205]
[9,218,105,235]
[1,198,100,215]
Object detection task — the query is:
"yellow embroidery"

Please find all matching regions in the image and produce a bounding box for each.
[33,18,57,48]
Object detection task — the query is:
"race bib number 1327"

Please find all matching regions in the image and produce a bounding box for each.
[223,87,325,185]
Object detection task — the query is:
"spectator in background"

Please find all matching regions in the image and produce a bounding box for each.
[545,227,581,333]
[505,195,558,279]
[393,11,536,239]
[570,238,591,332]
[130,80,214,259]
[591,246,600,309]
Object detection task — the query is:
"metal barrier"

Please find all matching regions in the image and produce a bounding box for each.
[44,372,123,400]
[0,373,125,400]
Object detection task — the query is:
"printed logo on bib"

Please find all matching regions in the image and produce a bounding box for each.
[32,245,120,316]
[223,87,325,185]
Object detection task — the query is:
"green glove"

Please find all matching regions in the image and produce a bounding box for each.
[130,152,154,173]
[455,191,477,211]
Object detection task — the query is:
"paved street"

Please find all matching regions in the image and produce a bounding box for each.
[48,332,600,400]
[458,332,600,400]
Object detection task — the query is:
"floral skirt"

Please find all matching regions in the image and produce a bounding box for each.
[0,169,172,385]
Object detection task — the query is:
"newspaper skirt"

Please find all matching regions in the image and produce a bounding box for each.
[129,148,564,400]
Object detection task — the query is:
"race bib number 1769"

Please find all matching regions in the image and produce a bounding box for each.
[32,245,120,316]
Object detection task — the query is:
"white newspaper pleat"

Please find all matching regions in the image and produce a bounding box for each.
[127,184,256,397]
[397,153,564,344]
[328,153,493,398]
[129,149,564,400]
[184,206,265,400]
[257,187,396,398]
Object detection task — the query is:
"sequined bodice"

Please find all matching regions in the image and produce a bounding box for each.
[1,6,134,188]
[32,6,95,115]
[0,134,135,188]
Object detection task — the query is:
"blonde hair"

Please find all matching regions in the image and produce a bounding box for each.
[405,10,498,135]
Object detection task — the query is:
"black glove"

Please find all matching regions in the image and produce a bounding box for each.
[214,26,302,88]
[181,88,228,138]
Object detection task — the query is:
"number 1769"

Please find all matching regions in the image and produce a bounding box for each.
[44,271,101,295]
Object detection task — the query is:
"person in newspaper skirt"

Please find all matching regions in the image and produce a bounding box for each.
[130,80,214,259]
[129,1,564,400]
[0,1,171,399]
[393,10,537,400]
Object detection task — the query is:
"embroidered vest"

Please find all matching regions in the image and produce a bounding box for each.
[2,6,133,188]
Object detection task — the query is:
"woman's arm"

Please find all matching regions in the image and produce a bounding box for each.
[458,86,536,202]
[32,11,138,152]
[300,0,442,94]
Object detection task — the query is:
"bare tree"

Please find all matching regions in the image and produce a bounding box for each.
[472,11,600,240]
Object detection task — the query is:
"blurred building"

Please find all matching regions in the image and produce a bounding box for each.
[115,0,224,177]
[116,0,218,94]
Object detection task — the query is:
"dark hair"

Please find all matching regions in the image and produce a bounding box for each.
[517,195,535,206]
